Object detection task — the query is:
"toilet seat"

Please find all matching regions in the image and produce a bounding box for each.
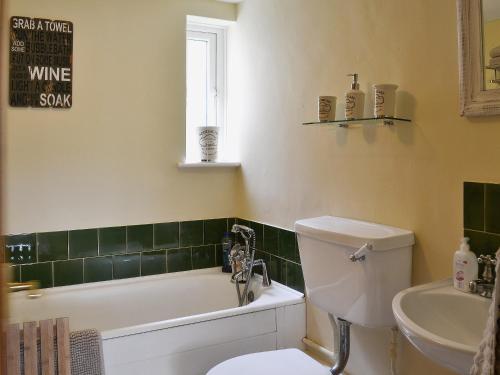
[207,348,330,375]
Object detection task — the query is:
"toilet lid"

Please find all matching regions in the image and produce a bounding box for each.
[207,349,330,375]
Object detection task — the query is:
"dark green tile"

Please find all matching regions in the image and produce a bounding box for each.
[464,230,500,257]
[154,222,179,249]
[192,245,216,269]
[234,219,251,244]
[10,265,20,283]
[21,262,53,288]
[84,256,113,283]
[253,222,264,250]
[167,248,192,273]
[228,218,237,230]
[5,233,36,264]
[127,224,153,252]
[113,254,140,279]
[295,234,301,263]
[253,250,270,275]
[216,244,223,267]
[464,182,485,231]
[37,231,68,262]
[99,227,126,255]
[54,259,83,287]
[180,220,203,247]
[286,262,305,293]
[236,218,250,226]
[263,225,279,255]
[268,255,286,284]
[485,183,500,234]
[69,229,98,259]
[141,250,166,276]
[279,229,299,262]
[204,219,227,244]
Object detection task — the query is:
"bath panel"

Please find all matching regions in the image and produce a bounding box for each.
[10,267,305,374]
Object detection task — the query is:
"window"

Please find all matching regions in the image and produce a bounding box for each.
[186,22,226,162]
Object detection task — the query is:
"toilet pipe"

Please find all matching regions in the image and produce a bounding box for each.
[328,313,340,364]
[301,315,343,368]
[329,318,351,375]
[303,321,399,375]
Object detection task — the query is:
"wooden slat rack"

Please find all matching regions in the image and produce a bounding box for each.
[6,317,70,375]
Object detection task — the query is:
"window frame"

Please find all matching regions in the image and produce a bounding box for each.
[185,22,227,163]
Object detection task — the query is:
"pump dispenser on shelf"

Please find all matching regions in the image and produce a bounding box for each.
[345,73,365,120]
[453,237,478,292]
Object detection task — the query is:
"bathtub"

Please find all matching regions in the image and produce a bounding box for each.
[9,267,306,375]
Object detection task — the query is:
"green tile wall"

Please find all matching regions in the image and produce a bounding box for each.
[10,182,496,295]
[5,217,305,293]
[235,218,304,293]
[5,218,232,289]
[127,225,153,253]
[464,182,500,258]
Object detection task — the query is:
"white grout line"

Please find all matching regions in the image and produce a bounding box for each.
[153,224,156,250]
[50,261,55,287]
[97,229,101,256]
[35,233,39,263]
[125,226,129,253]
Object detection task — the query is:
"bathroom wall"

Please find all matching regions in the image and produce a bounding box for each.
[1,0,238,234]
[228,1,500,374]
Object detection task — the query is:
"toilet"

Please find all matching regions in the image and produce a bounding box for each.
[207,216,414,375]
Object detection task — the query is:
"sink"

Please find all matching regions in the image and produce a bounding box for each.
[392,279,490,374]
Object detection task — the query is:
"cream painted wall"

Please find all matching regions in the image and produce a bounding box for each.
[229,0,500,374]
[1,0,238,234]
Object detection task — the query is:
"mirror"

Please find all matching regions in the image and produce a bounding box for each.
[482,0,500,90]
[457,0,500,116]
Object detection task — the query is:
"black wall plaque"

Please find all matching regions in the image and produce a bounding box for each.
[9,16,73,108]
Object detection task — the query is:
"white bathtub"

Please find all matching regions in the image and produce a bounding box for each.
[10,267,306,375]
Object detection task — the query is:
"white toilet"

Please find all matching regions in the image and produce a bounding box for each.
[207,216,414,375]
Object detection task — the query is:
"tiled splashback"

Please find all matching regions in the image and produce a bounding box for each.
[6,218,304,293]
[234,218,304,293]
[464,182,500,257]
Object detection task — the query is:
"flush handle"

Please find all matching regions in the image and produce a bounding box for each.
[349,243,372,262]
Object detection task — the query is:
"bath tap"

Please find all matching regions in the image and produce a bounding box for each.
[469,254,497,298]
[230,224,271,306]
[7,280,42,299]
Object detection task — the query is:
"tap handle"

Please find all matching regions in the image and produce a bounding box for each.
[478,254,496,283]
[478,254,496,265]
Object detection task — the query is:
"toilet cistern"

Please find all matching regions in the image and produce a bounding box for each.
[295,216,414,373]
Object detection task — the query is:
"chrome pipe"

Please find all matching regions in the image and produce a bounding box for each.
[330,318,351,375]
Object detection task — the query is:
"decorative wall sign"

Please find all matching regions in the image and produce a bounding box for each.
[9,16,73,108]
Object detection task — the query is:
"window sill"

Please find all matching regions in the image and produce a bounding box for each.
[177,162,241,169]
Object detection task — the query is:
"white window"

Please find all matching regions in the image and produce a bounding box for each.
[186,22,226,162]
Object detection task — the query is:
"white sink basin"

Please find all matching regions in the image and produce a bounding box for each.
[392,279,490,374]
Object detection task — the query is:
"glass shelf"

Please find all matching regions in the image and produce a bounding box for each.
[302,116,411,128]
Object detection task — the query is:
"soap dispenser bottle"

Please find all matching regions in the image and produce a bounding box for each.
[345,73,365,120]
[453,237,478,292]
